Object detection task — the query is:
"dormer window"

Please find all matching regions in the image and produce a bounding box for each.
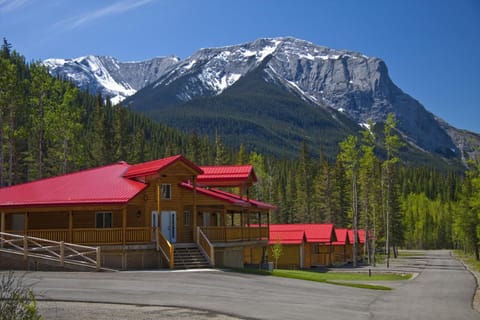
[161,184,171,200]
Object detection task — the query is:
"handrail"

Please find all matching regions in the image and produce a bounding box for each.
[201,226,269,242]
[0,232,101,271]
[156,229,174,269]
[197,226,215,267]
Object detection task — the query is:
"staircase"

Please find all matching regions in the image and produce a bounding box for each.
[174,243,211,269]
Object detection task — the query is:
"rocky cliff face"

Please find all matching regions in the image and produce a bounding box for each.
[43,55,179,104]
[44,37,478,162]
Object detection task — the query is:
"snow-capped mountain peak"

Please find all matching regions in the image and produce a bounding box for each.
[43,55,179,104]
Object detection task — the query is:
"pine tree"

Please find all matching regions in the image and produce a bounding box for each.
[294,141,312,222]
[358,121,379,264]
[382,113,404,267]
[339,135,360,266]
[214,130,228,165]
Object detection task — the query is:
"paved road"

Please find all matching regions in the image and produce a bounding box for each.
[369,250,479,320]
[7,250,479,320]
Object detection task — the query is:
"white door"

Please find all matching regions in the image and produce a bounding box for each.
[161,211,176,243]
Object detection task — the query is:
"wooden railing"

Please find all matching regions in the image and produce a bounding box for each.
[126,227,152,243]
[200,226,269,242]
[197,227,215,266]
[6,229,69,242]
[156,229,174,269]
[0,232,101,271]
[6,227,153,245]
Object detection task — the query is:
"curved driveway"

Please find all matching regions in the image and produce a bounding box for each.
[15,250,479,320]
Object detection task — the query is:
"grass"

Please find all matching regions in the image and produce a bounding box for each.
[229,268,412,291]
[454,250,480,273]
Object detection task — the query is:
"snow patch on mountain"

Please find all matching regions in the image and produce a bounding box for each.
[43,55,178,104]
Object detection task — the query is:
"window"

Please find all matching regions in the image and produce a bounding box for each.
[161,184,171,200]
[95,212,112,228]
[184,210,192,226]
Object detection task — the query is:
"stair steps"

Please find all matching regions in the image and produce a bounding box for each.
[174,244,211,269]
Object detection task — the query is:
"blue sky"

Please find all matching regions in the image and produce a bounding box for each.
[1,0,479,133]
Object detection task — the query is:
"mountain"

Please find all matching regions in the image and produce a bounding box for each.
[43,55,179,104]
[43,37,480,165]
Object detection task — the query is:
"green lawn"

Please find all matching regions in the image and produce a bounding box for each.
[232,268,411,291]
[454,250,480,273]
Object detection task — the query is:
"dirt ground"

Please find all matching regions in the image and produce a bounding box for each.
[37,301,244,320]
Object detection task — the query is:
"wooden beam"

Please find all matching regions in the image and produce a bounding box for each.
[156,184,161,213]
[193,176,197,242]
[0,211,5,233]
[68,211,73,243]
[24,212,28,234]
[122,206,127,246]
[1,211,5,248]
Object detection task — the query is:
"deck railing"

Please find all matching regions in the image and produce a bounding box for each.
[197,227,215,266]
[0,232,101,271]
[6,227,153,245]
[200,226,269,242]
[156,229,174,269]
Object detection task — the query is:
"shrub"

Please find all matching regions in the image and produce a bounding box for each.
[0,271,42,320]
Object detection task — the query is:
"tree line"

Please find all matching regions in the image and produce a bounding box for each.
[1,39,479,260]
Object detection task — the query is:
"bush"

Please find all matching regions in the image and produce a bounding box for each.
[0,271,42,320]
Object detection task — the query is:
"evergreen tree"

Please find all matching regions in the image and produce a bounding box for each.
[339,135,360,266]
[382,113,404,267]
[214,130,229,165]
[294,141,312,222]
[358,121,379,264]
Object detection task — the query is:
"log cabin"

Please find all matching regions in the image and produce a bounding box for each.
[347,229,367,263]
[244,223,337,269]
[332,228,351,265]
[0,155,275,270]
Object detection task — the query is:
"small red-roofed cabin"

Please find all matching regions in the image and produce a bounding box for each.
[0,155,275,270]
[244,223,336,269]
[347,229,366,263]
[332,228,351,265]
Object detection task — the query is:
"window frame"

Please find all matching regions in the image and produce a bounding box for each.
[95,211,113,228]
[161,184,172,200]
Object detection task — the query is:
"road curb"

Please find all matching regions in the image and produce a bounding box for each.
[453,251,480,314]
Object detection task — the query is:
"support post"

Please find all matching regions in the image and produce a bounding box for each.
[1,212,5,233]
[122,206,127,246]
[24,212,28,235]
[60,241,65,267]
[1,212,5,248]
[23,235,28,260]
[68,211,73,243]
[96,247,101,271]
[193,177,197,242]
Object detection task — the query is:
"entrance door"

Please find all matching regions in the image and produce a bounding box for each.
[161,211,176,243]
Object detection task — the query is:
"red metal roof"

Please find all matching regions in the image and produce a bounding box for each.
[0,155,277,210]
[124,155,203,179]
[347,229,366,244]
[333,228,350,245]
[197,165,257,187]
[0,163,147,208]
[269,229,305,245]
[179,183,250,207]
[270,224,336,244]
[206,188,277,210]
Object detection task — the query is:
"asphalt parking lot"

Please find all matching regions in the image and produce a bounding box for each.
[8,250,480,320]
